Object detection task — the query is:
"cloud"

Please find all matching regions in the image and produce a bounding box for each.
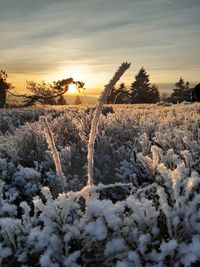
[0,0,199,88]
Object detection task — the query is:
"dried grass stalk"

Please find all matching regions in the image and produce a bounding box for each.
[42,117,65,192]
[87,62,131,186]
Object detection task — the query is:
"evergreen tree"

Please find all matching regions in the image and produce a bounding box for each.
[171,77,190,102]
[0,69,13,108]
[106,86,117,104]
[114,83,130,104]
[149,84,160,103]
[130,67,160,103]
[107,83,130,104]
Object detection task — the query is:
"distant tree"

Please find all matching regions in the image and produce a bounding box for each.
[26,81,57,105]
[114,83,130,104]
[9,78,84,106]
[170,77,190,102]
[107,83,130,104]
[130,67,160,103]
[106,86,117,104]
[149,84,160,103]
[0,69,13,108]
[192,83,200,102]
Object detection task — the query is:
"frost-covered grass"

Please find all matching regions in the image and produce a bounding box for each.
[0,103,200,266]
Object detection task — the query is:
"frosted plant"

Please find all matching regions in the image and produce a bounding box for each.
[0,217,32,265]
[28,187,82,267]
[104,237,126,256]
[41,116,65,193]
[1,101,200,266]
[87,62,131,186]
[0,181,17,217]
[11,166,41,199]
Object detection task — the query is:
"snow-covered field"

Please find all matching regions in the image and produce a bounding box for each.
[0,103,200,267]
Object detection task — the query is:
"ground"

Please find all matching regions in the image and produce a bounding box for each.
[0,103,200,266]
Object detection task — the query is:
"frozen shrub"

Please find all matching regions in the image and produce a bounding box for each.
[11,166,41,200]
[0,103,200,266]
[12,122,47,167]
[0,181,17,218]
[28,187,82,267]
[102,105,114,116]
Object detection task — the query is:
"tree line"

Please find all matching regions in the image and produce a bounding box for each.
[0,69,84,108]
[0,67,199,108]
[107,67,160,104]
[107,67,200,104]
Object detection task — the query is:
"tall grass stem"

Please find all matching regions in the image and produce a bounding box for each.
[87,62,131,186]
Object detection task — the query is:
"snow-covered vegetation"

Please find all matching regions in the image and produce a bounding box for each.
[0,102,200,266]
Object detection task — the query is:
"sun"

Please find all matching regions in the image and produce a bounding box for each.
[68,83,78,94]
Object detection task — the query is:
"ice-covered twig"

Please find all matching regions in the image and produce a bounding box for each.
[135,182,157,196]
[41,117,65,192]
[87,62,131,186]
[66,182,132,201]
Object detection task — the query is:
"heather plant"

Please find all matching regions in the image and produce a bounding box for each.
[1,177,200,266]
[50,111,88,178]
[0,85,200,266]
[12,122,47,167]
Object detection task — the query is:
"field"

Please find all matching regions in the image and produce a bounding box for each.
[0,103,200,267]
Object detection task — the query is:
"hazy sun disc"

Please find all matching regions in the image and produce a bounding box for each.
[68,83,78,93]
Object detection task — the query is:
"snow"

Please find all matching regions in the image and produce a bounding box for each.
[104,237,126,256]
[1,104,200,266]
[85,217,107,240]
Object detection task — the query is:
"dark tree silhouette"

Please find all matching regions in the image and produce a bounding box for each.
[149,84,160,103]
[107,83,130,104]
[0,70,13,108]
[130,67,160,103]
[9,78,84,106]
[106,86,117,104]
[192,83,200,102]
[114,83,130,104]
[170,77,191,102]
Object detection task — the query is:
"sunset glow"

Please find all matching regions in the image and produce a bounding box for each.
[68,83,78,94]
[0,0,199,95]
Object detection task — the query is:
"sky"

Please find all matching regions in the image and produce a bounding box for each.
[0,0,200,95]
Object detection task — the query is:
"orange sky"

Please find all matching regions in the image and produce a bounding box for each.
[8,64,198,96]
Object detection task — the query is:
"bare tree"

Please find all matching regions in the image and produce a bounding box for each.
[9,78,84,107]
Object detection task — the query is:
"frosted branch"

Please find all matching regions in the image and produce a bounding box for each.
[87,62,131,186]
[42,117,65,193]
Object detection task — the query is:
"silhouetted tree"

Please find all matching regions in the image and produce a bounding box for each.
[149,84,160,103]
[192,83,200,102]
[170,77,191,102]
[107,83,130,104]
[9,78,84,106]
[114,83,130,104]
[0,69,13,108]
[26,81,57,105]
[130,67,160,103]
[106,86,117,104]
